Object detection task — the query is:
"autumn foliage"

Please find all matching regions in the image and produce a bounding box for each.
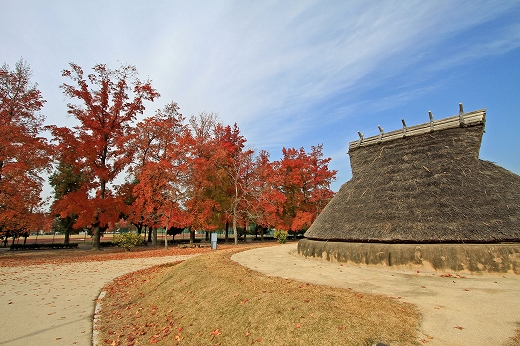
[48,63,160,249]
[0,60,51,245]
[1,60,337,246]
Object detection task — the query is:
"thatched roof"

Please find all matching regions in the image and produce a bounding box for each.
[305,107,520,243]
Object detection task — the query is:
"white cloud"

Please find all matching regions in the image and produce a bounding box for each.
[138,1,518,146]
[2,0,519,179]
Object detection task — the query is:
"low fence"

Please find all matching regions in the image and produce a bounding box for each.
[3,230,274,247]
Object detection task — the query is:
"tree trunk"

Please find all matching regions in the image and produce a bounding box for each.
[64,215,73,245]
[225,220,229,242]
[233,184,239,245]
[94,177,107,251]
[164,208,171,250]
[148,227,152,243]
[233,217,238,246]
[64,229,70,245]
[190,227,195,244]
[152,228,157,247]
[92,224,101,250]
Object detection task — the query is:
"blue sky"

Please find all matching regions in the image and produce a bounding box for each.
[2,1,519,192]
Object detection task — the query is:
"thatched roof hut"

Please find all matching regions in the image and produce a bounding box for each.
[304,106,520,243]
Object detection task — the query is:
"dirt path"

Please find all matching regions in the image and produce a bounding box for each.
[0,255,197,346]
[232,243,520,346]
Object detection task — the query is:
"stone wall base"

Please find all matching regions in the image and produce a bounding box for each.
[298,239,520,274]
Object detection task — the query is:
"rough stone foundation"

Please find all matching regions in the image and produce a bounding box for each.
[298,239,520,274]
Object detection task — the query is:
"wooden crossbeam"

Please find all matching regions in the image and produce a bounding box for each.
[349,107,486,151]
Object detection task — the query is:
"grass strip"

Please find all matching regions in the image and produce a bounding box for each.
[96,246,420,345]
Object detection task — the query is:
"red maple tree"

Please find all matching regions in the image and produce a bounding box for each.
[246,150,286,238]
[214,123,256,244]
[0,59,51,245]
[272,145,336,238]
[125,102,190,247]
[183,112,225,242]
[49,63,159,250]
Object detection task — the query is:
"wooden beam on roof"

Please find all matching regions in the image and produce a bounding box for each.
[356,131,364,147]
[348,107,486,151]
[377,125,384,143]
[401,119,407,138]
[459,103,465,126]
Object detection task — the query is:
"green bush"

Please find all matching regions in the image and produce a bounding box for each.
[273,229,288,244]
[112,233,144,251]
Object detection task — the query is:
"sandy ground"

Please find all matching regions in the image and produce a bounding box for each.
[2,243,519,346]
[232,243,520,346]
[0,254,197,346]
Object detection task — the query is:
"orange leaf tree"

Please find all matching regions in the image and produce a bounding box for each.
[214,122,257,244]
[272,145,336,238]
[124,102,190,247]
[0,59,51,245]
[184,112,226,243]
[246,150,285,238]
[50,63,159,250]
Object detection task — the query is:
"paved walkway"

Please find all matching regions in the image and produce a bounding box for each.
[0,255,197,346]
[232,243,520,346]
